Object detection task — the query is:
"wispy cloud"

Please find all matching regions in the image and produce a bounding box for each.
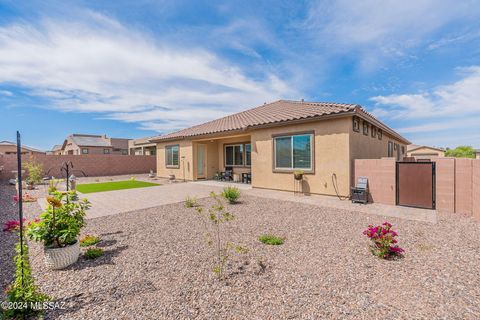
[0,12,297,133]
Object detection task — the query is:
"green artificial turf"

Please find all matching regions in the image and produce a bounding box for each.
[76,180,160,194]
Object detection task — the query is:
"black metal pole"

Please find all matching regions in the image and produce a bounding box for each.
[16,131,25,292]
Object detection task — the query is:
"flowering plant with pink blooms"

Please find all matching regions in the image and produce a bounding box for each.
[363,222,404,259]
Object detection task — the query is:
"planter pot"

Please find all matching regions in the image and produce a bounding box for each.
[43,241,80,270]
[168,174,175,180]
[294,173,303,180]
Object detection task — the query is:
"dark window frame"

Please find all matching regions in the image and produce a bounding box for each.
[224,142,251,167]
[165,144,180,168]
[272,131,315,173]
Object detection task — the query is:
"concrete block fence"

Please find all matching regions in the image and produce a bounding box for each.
[354,157,480,221]
[0,154,156,181]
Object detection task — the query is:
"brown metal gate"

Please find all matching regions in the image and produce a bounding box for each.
[396,162,436,209]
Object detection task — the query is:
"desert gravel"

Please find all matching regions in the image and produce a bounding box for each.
[2,183,479,319]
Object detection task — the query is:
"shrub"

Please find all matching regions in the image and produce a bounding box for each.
[221,186,241,204]
[24,160,43,185]
[84,248,104,260]
[363,222,404,259]
[80,235,101,247]
[2,220,50,318]
[259,234,285,245]
[27,191,91,248]
[184,196,198,208]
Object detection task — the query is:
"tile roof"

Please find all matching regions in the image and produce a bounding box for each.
[69,134,111,147]
[0,140,44,153]
[150,100,409,144]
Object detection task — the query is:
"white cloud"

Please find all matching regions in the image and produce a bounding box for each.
[0,90,13,96]
[304,0,478,70]
[0,13,296,133]
[370,66,480,119]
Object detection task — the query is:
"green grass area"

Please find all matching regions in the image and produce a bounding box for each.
[76,180,160,194]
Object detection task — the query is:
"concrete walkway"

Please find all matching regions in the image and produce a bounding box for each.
[38,180,436,223]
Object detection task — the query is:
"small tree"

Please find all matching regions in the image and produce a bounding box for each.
[23,159,43,185]
[445,146,475,158]
[187,192,247,279]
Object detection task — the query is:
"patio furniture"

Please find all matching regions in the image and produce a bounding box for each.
[220,167,233,181]
[351,177,369,204]
[242,172,252,184]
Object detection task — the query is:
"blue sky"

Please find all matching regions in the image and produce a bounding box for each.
[1,0,479,150]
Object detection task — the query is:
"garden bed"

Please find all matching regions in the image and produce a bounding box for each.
[21,194,480,319]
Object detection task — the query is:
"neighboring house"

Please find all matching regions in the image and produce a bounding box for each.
[150,100,410,197]
[406,144,445,159]
[476,149,480,159]
[50,145,63,155]
[128,137,157,155]
[0,140,45,156]
[59,134,130,155]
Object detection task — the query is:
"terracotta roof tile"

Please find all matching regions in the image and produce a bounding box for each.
[150,99,409,144]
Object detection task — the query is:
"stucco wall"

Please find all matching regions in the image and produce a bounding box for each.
[455,158,473,215]
[156,140,193,180]
[435,158,455,213]
[251,117,351,197]
[354,158,396,205]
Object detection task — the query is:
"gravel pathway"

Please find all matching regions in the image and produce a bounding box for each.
[17,192,480,319]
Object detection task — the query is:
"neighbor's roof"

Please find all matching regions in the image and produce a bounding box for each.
[407,144,445,152]
[0,140,44,153]
[68,134,111,147]
[52,144,62,151]
[150,100,410,144]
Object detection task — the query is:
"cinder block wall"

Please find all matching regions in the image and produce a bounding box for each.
[355,157,480,221]
[0,154,156,180]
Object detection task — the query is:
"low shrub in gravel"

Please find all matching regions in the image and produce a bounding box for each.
[187,192,248,279]
[80,235,101,247]
[184,196,198,208]
[259,234,285,245]
[84,248,104,260]
[221,186,241,204]
[363,222,404,259]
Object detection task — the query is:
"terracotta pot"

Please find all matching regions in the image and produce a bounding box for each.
[43,240,79,270]
[294,173,303,180]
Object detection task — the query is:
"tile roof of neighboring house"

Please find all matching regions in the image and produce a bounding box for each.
[150,100,410,144]
[0,140,44,153]
[130,136,157,146]
[52,145,62,151]
[407,144,445,152]
[69,134,111,147]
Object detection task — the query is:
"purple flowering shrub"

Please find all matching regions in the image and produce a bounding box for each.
[363,222,404,259]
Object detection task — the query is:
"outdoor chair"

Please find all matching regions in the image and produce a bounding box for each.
[242,172,252,184]
[220,167,233,181]
[351,177,369,204]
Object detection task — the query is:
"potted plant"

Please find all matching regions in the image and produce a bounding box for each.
[293,170,304,180]
[27,191,91,269]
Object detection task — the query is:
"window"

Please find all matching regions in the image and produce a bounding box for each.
[371,127,377,138]
[363,122,369,135]
[122,150,128,155]
[401,146,405,155]
[245,143,251,166]
[225,144,244,166]
[166,145,179,167]
[353,117,360,132]
[81,148,89,154]
[378,129,383,140]
[388,141,394,157]
[274,134,313,170]
[104,149,110,154]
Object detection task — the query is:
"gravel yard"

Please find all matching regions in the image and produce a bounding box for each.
[13,189,478,319]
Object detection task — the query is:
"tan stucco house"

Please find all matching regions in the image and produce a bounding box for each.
[406,145,445,159]
[59,134,130,155]
[150,100,410,197]
[128,137,157,155]
[0,141,45,156]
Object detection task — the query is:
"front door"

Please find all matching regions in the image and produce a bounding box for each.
[197,144,207,179]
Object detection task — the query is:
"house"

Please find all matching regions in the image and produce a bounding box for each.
[128,137,157,155]
[150,100,410,197]
[59,134,130,155]
[50,145,63,155]
[0,141,45,155]
[406,144,445,159]
[476,149,480,159]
